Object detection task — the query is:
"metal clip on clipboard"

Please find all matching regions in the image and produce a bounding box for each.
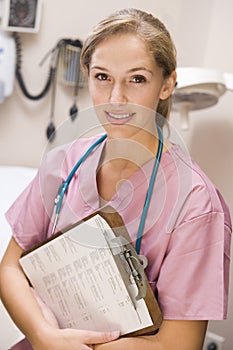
[109,235,148,301]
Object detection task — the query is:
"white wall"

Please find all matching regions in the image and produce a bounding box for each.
[0,0,232,348]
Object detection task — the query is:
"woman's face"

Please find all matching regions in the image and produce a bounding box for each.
[88,33,173,140]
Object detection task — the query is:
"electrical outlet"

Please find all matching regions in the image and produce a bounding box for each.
[203,331,225,350]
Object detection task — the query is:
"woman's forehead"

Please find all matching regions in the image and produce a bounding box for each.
[90,33,155,67]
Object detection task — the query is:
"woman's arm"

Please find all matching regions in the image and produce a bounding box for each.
[94,319,208,350]
[0,237,119,350]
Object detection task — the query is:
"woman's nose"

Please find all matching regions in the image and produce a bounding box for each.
[109,82,127,104]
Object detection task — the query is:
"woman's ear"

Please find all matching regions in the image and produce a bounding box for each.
[159,70,177,100]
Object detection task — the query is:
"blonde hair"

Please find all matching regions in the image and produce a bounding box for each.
[81,8,177,125]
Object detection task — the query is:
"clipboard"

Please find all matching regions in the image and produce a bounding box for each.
[20,206,162,336]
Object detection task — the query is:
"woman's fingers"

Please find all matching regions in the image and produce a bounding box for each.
[77,329,120,344]
[81,345,93,350]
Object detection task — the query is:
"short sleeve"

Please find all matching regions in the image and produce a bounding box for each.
[5,170,50,250]
[5,135,105,251]
[157,211,231,320]
[5,145,66,250]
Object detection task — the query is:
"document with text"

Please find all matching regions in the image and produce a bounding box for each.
[20,213,161,335]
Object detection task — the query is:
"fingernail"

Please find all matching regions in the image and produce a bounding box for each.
[111,330,120,338]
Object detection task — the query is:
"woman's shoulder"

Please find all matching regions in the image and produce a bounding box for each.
[164,143,219,193]
[163,144,231,227]
[42,134,105,167]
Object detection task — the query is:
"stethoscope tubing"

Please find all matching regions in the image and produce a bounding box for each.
[51,133,107,236]
[54,133,107,216]
[51,128,163,254]
[135,126,163,253]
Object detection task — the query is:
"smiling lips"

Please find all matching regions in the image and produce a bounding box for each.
[105,111,135,125]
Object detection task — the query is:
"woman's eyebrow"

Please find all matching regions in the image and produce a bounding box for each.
[90,65,153,75]
[90,65,109,71]
[127,67,153,75]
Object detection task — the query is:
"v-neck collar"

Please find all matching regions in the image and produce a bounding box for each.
[77,135,180,213]
[77,136,106,212]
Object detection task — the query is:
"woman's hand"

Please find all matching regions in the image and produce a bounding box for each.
[30,287,120,349]
[31,327,120,350]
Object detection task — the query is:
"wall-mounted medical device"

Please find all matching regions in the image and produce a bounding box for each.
[172,67,233,130]
[46,38,85,142]
[0,1,43,103]
[0,30,15,103]
[0,0,42,33]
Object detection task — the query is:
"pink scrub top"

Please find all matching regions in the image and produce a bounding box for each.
[6,134,232,349]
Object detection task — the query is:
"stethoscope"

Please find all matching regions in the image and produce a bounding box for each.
[51,127,163,254]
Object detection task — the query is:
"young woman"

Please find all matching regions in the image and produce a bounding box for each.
[0,8,231,350]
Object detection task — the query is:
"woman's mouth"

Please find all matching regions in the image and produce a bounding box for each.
[105,111,135,125]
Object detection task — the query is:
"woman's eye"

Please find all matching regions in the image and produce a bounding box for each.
[131,75,146,84]
[95,73,109,81]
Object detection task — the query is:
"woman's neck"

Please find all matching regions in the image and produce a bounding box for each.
[96,130,165,202]
[103,132,161,172]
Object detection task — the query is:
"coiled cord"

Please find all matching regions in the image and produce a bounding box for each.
[13,32,55,100]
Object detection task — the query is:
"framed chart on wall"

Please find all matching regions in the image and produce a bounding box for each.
[0,0,42,33]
